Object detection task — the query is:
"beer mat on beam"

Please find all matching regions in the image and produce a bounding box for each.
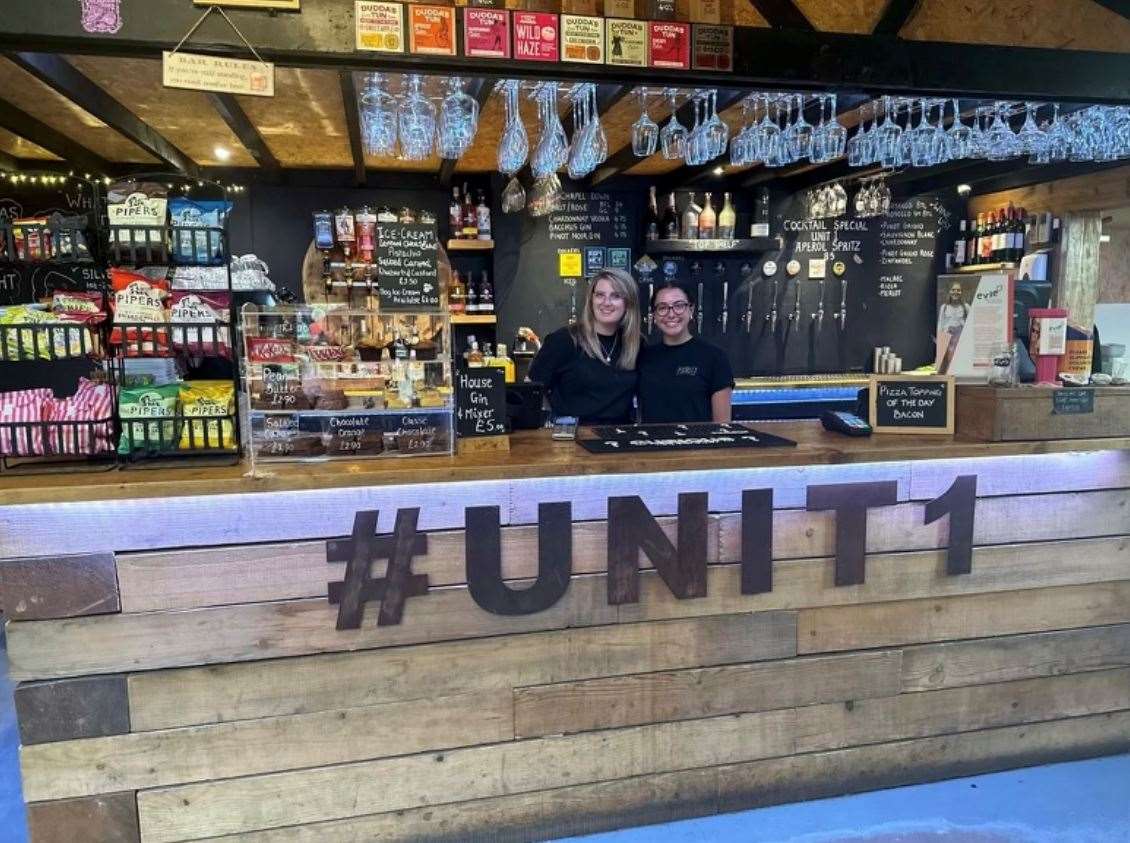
[581,423,797,453]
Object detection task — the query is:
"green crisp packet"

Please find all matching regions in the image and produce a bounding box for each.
[117,384,180,453]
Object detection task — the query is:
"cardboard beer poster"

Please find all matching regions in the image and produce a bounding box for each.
[649,21,690,69]
[934,273,1014,381]
[514,12,560,62]
[606,19,647,67]
[561,14,605,64]
[692,24,733,71]
[464,8,510,59]
[409,5,457,56]
[355,1,405,52]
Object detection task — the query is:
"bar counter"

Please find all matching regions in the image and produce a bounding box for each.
[2,424,1130,843]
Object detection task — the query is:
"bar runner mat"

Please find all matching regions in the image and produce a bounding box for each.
[580,423,797,453]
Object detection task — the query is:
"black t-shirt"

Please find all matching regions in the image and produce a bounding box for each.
[637,336,734,424]
[528,327,637,424]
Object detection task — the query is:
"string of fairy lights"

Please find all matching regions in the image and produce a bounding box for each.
[0,169,247,194]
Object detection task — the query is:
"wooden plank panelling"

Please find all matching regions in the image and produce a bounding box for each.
[116,516,720,613]
[11,536,1130,681]
[798,581,1130,654]
[136,709,797,842]
[719,488,1130,563]
[0,553,118,620]
[20,691,512,802]
[15,675,128,746]
[514,651,902,738]
[901,624,1130,692]
[908,449,1130,500]
[171,711,1130,843]
[26,791,138,843]
[796,668,1130,752]
[127,612,794,732]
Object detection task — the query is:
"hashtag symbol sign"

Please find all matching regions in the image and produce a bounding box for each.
[327,509,429,630]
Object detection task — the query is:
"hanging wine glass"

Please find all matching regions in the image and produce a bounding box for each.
[437,77,480,160]
[631,87,658,158]
[785,94,813,161]
[946,98,972,160]
[660,88,688,160]
[397,74,436,161]
[359,72,397,157]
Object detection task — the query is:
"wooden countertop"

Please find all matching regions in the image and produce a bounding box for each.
[3,422,1130,506]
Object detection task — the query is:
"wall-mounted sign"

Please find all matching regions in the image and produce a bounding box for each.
[464,8,510,59]
[1052,388,1095,415]
[514,11,559,62]
[162,51,275,97]
[583,246,606,277]
[376,222,440,311]
[561,14,605,64]
[607,247,632,270]
[558,249,582,277]
[195,0,300,8]
[692,24,732,71]
[808,259,826,279]
[869,374,955,435]
[649,21,690,69]
[606,18,647,67]
[355,1,405,52]
[408,5,457,56]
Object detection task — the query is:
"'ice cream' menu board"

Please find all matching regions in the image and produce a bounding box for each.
[377,222,440,311]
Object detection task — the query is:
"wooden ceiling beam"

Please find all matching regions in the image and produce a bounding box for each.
[749,0,813,29]
[206,92,280,174]
[1090,1,1130,22]
[6,52,197,175]
[873,0,925,35]
[591,89,746,187]
[0,98,110,175]
[338,70,365,187]
[0,149,18,171]
[438,78,493,188]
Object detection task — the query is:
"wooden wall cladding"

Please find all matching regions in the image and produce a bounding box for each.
[969,162,1130,217]
[4,457,1130,842]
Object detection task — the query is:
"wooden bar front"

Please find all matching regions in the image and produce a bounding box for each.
[3,425,1130,842]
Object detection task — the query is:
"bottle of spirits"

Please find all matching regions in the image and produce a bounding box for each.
[462,183,478,239]
[467,340,485,368]
[356,206,376,264]
[661,192,679,239]
[751,187,770,237]
[953,218,967,267]
[449,269,466,314]
[393,330,409,361]
[449,186,462,239]
[718,192,736,239]
[476,191,492,241]
[478,270,494,314]
[466,271,479,314]
[334,207,355,257]
[644,186,660,241]
[681,198,700,240]
[492,343,516,383]
[698,193,716,239]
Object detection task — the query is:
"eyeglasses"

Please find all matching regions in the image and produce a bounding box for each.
[593,291,625,304]
[654,302,691,316]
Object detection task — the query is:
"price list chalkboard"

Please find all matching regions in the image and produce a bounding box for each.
[377,222,440,311]
[456,368,508,437]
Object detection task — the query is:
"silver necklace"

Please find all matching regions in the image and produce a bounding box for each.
[600,333,619,365]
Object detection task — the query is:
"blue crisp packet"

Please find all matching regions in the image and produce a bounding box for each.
[170,198,232,265]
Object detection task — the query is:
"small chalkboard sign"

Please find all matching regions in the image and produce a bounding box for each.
[377,222,440,311]
[1052,388,1095,415]
[456,368,508,437]
[869,375,955,435]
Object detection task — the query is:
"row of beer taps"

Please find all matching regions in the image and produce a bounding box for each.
[642,261,849,337]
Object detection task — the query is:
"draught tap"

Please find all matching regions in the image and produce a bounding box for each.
[715,262,728,334]
[691,261,704,334]
[740,262,755,334]
[765,275,779,333]
[836,278,848,329]
[788,277,802,326]
[811,277,826,333]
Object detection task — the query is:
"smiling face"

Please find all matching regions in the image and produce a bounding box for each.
[948,282,965,304]
[654,286,693,343]
[590,277,627,334]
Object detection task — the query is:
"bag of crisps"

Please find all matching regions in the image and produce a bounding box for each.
[178,381,235,450]
[117,384,180,453]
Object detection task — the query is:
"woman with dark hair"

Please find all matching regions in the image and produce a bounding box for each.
[528,268,642,425]
[637,280,734,423]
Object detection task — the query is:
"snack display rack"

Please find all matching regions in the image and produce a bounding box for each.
[0,178,118,474]
[106,174,241,468]
[242,304,454,465]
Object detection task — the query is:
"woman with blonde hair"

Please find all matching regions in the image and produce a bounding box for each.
[528,267,642,424]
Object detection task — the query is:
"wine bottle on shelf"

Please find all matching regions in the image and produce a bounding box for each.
[981,212,995,263]
[661,192,679,239]
[718,192,736,239]
[971,214,982,265]
[953,219,967,268]
[461,183,478,239]
[644,186,660,241]
[966,219,976,266]
[698,193,716,239]
[1009,203,1024,261]
[989,210,1002,263]
[476,191,492,241]
[449,186,462,239]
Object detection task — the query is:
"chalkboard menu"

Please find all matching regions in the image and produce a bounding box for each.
[456,368,508,437]
[869,375,954,434]
[377,222,440,311]
[493,180,641,347]
[1053,388,1095,415]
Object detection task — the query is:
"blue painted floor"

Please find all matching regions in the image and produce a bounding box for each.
[1,630,1126,843]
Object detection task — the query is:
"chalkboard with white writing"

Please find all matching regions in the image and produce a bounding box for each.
[377,222,440,311]
[456,368,508,437]
[869,375,954,434]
